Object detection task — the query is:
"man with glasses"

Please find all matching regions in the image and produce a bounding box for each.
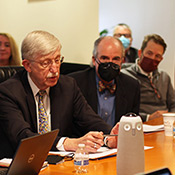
[113,23,138,63]
[122,34,175,121]
[69,36,140,128]
[0,31,118,159]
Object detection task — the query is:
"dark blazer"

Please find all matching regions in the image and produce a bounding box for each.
[0,70,111,159]
[125,47,138,63]
[69,67,140,123]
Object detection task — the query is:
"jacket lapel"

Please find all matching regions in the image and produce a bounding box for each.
[21,70,38,131]
[87,69,98,113]
[115,75,128,122]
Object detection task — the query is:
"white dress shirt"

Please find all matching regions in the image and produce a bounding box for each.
[27,73,66,150]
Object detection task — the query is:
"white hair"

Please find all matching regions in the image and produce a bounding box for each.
[21,30,62,60]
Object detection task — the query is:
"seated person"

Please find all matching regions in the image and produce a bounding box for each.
[0,30,119,159]
[69,36,140,126]
[0,33,21,66]
[122,34,175,121]
[113,23,138,63]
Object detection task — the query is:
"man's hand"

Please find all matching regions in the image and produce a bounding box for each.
[63,131,104,153]
[148,110,168,120]
[107,122,119,148]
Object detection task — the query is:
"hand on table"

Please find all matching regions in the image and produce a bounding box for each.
[107,122,119,148]
[148,110,168,120]
[63,131,104,153]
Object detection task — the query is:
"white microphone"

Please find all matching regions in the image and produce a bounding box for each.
[117,114,145,175]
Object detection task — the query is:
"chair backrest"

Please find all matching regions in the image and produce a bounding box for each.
[0,63,90,83]
[60,62,89,75]
[0,66,24,83]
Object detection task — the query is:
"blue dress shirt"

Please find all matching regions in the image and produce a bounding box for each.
[96,75,116,126]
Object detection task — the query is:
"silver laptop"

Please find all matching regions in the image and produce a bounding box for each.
[0,129,59,175]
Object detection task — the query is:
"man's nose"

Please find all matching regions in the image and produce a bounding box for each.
[49,62,59,72]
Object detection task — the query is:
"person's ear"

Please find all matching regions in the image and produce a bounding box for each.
[22,59,32,72]
[92,56,96,66]
[138,50,142,58]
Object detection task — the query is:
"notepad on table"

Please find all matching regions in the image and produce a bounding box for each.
[49,146,153,160]
[143,124,164,133]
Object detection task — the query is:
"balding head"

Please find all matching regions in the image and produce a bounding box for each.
[93,36,124,59]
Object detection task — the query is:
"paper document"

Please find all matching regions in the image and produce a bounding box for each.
[89,147,117,159]
[50,147,117,160]
[143,124,164,132]
[49,146,153,160]
[0,158,12,167]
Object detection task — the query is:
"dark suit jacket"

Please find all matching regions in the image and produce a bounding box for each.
[125,47,138,63]
[69,67,140,124]
[0,70,111,159]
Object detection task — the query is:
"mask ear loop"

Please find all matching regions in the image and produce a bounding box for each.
[95,58,101,65]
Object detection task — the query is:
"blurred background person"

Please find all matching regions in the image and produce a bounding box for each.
[0,33,21,66]
[113,23,138,63]
[122,34,175,122]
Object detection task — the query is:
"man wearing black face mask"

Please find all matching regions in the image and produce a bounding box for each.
[122,34,175,121]
[68,36,140,128]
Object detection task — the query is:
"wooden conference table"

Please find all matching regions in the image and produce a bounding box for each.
[39,129,175,175]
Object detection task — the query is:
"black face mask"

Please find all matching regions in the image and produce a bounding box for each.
[98,62,120,82]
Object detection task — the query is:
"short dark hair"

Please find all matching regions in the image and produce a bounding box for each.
[116,23,130,29]
[113,23,132,36]
[141,34,167,53]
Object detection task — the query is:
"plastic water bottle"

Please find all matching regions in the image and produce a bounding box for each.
[74,144,89,173]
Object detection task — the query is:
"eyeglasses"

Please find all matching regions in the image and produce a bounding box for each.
[96,58,119,70]
[61,153,74,162]
[114,33,131,38]
[97,55,122,64]
[29,56,64,69]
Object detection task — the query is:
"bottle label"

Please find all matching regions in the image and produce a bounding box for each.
[83,160,89,165]
[74,160,89,166]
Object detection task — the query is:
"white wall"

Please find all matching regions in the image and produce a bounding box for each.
[99,0,175,87]
[0,0,99,64]
[1,0,174,87]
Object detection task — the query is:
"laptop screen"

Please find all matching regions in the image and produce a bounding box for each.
[6,129,59,175]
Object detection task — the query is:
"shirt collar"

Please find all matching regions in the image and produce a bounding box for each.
[95,72,115,87]
[27,73,50,97]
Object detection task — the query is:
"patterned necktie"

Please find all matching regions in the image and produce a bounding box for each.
[148,75,161,99]
[98,81,116,94]
[38,90,49,134]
